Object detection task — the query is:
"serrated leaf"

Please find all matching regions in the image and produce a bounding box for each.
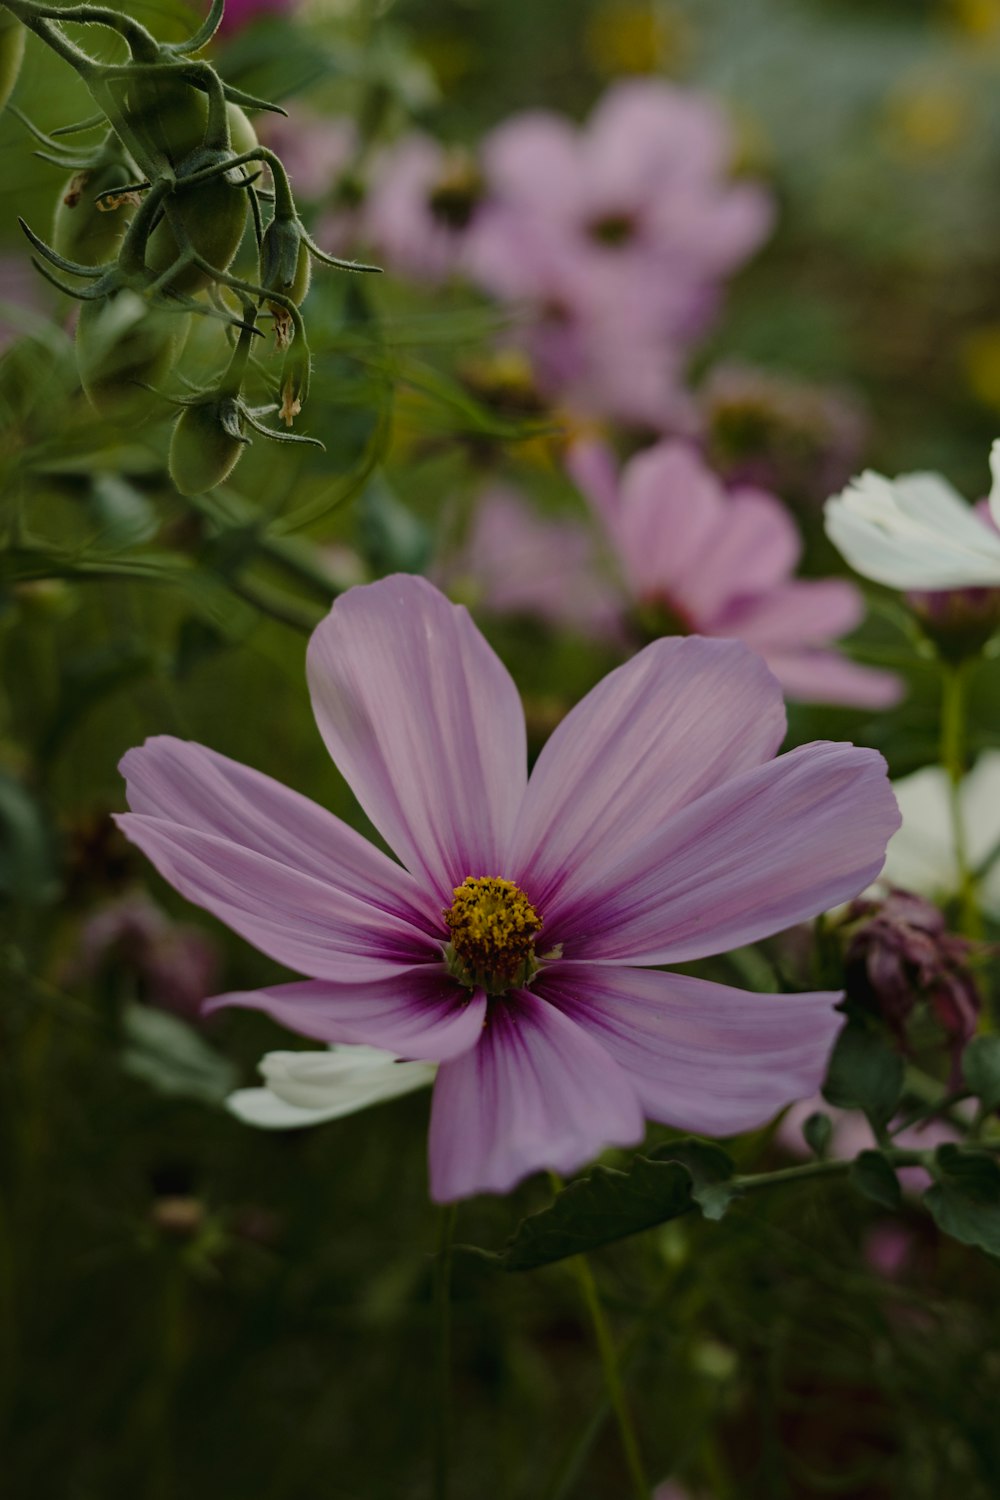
[822,1021,904,1129]
[501,1157,696,1272]
[121,1003,237,1107]
[849,1150,902,1210]
[924,1145,1000,1258]
[962,1036,1000,1115]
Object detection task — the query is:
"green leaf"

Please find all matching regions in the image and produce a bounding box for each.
[0,773,58,906]
[501,1140,737,1271]
[357,477,431,575]
[822,1021,904,1130]
[924,1144,1000,1258]
[803,1110,833,1159]
[962,1036,1000,1115]
[120,1004,238,1107]
[649,1138,737,1221]
[849,1150,902,1211]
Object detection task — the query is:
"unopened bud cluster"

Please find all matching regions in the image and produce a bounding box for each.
[1,0,378,493]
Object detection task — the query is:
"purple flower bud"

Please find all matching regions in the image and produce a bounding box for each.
[66,891,221,1020]
[839,887,983,1078]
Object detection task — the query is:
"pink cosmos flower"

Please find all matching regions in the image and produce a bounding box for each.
[357,133,484,284]
[568,438,903,709]
[464,81,772,429]
[438,483,621,639]
[116,575,899,1202]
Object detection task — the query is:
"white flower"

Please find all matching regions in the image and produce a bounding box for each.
[879,750,1000,917]
[824,439,1000,589]
[227,1044,436,1130]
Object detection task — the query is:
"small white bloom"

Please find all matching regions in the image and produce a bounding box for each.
[227,1044,436,1130]
[824,440,1000,589]
[879,750,1000,917]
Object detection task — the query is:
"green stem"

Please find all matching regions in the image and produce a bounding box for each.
[433,1204,458,1500]
[567,1251,649,1500]
[940,659,981,942]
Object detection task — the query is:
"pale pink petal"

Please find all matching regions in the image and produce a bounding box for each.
[537,963,844,1135]
[120,737,439,931]
[205,970,485,1061]
[689,488,800,621]
[549,741,900,963]
[511,635,786,913]
[761,650,904,709]
[615,442,725,602]
[565,437,623,533]
[481,112,584,218]
[306,576,527,901]
[722,578,864,645]
[586,80,730,191]
[428,991,643,1201]
[115,815,438,983]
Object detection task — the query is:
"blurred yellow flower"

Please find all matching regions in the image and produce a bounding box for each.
[946,0,1000,38]
[584,1,688,76]
[962,326,1000,410]
[883,78,967,158]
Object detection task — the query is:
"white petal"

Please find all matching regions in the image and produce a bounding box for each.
[825,467,1000,589]
[989,438,1000,531]
[879,751,1000,918]
[227,1044,436,1130]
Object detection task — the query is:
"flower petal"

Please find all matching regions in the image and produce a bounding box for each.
[550,741,900,963]
[759,649,904,709]
[537,963,843,1135]
[427,991,643,1201]
[825,469,1000,588]
[307,575,527,900]
[120,736,439,931]
[116,814,438,982]
[205,969,486,1061]
[226,1044,435,1129]
[510,636,786,912]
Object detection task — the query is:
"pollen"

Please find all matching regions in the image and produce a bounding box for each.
[443,876,543,995]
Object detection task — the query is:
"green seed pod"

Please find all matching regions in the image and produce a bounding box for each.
[123,73,208,168]
[52,146,140,279]
[146,147,250,294]
[226,103,258,159]
[0,17,25,115]
[168,398,247,495]
[76,291,185,424]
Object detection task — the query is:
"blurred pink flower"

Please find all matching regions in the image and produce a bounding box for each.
[116,576,898,1201]
[466,81,772,428]
[358,133,484,283]
[568,438,903,708]
[217,0,297,35]
[779,1095,961,1193]
[258,108,358,205]
[438,483,620,638]
[66,891,220,1020]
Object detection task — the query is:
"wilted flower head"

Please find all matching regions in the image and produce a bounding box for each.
[117,575,899,1201]
[568,437,902,707]
[825,440,1000,590]
[837,888,982,1074]
[699,360,867,505]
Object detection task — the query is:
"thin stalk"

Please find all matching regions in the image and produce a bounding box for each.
[559,1216,649,1500]
[940,660,983,944]
[433,1203,458,1500]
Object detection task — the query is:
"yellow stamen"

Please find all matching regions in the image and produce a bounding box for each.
[443,876,542,995]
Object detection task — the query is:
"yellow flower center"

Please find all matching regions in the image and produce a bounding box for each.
[443,876,543,995]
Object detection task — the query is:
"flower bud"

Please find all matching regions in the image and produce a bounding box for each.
[168,397,247,495]
[77,291,186,424]
[0,16,25,115]
[837,887,983,1077]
